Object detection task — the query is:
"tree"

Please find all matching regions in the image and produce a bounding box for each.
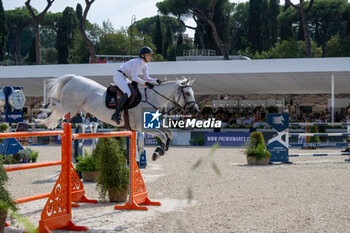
[25,0,55,65]
[40,12,62,48]
[55,7,78,64]
[247,0,262,53]
[76,1,97,63]
[261,0,269,50]
[309,0,347,57]
[285,0,314,57]
[202,0,232,55]
[230,2,250,53]
[153,15,163,54]
[5,8,32,64]
[163,24,173,59]
[157,0,230,60]
[268,0,280,47]
[0,0,7,61]
[278,3,295,40]
[134,15,185,37]
[25,37,36,64]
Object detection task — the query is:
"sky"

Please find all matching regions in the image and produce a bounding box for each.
[3,0,299,37]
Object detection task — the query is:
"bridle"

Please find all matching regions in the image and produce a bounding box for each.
[142,84,196,115]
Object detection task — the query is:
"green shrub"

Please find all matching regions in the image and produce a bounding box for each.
[308,126,320,143]
[191,134,205,146]
[0,161,16,212]
[245,131,271,161]
[249,131,265,148]
[76,150,99,172]
[95,137,129,200]
[30,150,39,162]
[0,123,8,133]
[245,143,271,161]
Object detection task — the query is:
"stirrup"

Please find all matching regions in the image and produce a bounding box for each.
[111,113,121,123]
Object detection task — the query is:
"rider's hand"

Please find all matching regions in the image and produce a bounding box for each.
[145,82,154,89]
[156,79,162,85]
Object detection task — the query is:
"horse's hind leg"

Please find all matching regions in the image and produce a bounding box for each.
[43,98,78,129]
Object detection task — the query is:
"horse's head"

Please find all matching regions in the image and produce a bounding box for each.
[175,77,200,115]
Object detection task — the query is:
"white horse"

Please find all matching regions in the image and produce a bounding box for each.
[42,74,199,160]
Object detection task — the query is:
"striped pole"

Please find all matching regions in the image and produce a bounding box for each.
[290,133,350,137]
[290,152,350,157]
[290,122,350,126]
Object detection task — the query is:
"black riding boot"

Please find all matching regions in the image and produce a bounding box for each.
[111,93,128,123]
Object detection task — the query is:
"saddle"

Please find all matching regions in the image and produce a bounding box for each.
[105,81,141,109]
[105,81,142,130]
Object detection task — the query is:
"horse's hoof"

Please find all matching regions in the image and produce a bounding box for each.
[152,152,160,161]
[155,147,164,156]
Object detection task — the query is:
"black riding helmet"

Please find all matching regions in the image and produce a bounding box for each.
[138,46,153,60]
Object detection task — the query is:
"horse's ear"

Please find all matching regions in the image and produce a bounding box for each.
[189,79,195,86]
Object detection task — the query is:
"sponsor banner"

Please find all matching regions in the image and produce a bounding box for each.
[204,132,250,146]
[143,110,222,130]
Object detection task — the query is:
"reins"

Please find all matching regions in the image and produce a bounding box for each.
[142,84,196,115]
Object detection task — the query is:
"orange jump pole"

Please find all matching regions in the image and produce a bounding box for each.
[114,131,161,211]
[38,123,88,233]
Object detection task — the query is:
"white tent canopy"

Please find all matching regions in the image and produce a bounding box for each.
[0,57,349,96]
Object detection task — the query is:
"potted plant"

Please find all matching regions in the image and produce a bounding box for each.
[75,150,99,182]
[0,160,16,233]
[245,131,271,165]
[96,137,129,202]
[190,134,205,146]
[30,150,39,163]
[16,148,32,163]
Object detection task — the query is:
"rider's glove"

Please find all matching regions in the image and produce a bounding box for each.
[145,82,154,89]
[156,79,162,85]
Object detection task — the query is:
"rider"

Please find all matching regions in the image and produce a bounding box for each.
[111,46,162,123]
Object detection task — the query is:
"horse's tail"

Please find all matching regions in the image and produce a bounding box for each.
[46,74,75,102]
[41,74,75,129]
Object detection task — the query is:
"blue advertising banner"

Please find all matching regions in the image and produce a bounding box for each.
[204,132,250,146]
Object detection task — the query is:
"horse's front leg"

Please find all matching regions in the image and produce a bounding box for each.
[159,128,173,151]
[144,129,168,161]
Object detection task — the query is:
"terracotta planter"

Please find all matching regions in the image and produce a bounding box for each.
[108,186,128,202]
[246,156,270,165]
[0,210,7,233]
[82,171,99,182]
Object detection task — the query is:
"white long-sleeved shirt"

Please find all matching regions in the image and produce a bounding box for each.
[119,58,157,85]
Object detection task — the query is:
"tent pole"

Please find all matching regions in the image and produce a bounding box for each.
[331,74,335,123]
[43,79,47,106]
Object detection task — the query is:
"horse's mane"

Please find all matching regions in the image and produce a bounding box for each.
[160,77,194,87]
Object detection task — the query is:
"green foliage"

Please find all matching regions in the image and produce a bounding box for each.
[96,137,129,200]
[245,143,271,161]
[76,150,99,172]
[253,38,322,59]
[308,126,321,143]
[249,131,265,148]
[24,37,36,64]
[154,15,163,54]
[41,47,58,64]
[0,161,16,211]
[17,148,32,162]
[245,131,271,161]
[0,0,7,61]
[56,7,78,64]
[0,123,8,132]
[191,134,205,146]
[247,0,262,53]
[30,150,39,162]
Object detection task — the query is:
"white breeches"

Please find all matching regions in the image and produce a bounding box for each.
[113,72,132,97]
